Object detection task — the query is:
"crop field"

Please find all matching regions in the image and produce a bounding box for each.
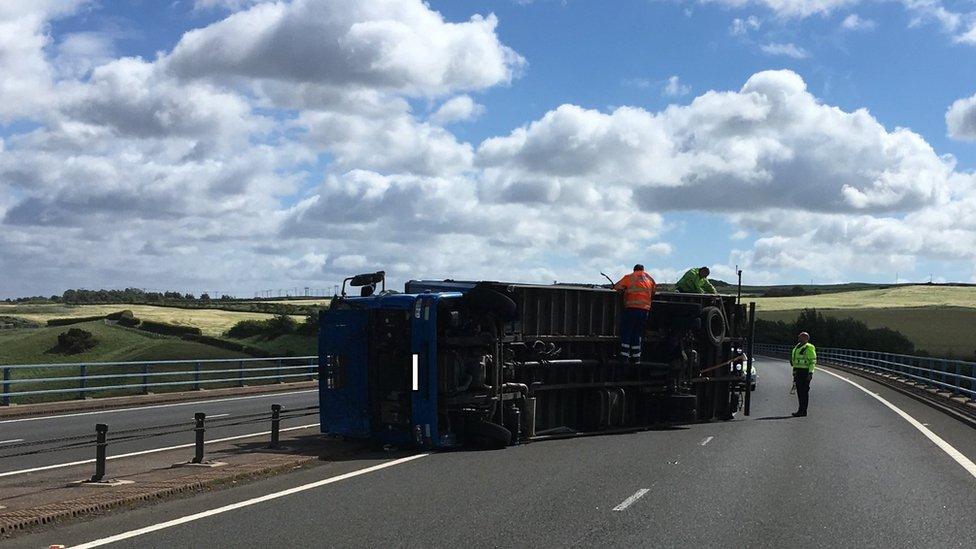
[752,285,976,311]
[752,285,976,359]
[0,303,290,336]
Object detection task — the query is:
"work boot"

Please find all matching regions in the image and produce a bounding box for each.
[791,411,807,417]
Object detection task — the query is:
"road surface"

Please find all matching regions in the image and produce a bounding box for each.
[9,358,976,548]
[0,388,320,477]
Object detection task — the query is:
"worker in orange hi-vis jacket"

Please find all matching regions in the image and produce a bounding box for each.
[614,264,657,364]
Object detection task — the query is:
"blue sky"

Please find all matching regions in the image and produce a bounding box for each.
[2,0,976,297]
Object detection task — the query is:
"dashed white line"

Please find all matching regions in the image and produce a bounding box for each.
[208,414,230,419]
[0,423,320,478]
[0,389,317,425]
[612,489,650,511]
[699,436,714,446]
[0,439,24,445]
[70,453,430,548]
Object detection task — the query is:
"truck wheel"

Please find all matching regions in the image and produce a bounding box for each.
[464,286,518,320]
[701,306,725,345]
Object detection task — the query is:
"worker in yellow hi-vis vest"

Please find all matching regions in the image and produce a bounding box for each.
[790,331,817,417]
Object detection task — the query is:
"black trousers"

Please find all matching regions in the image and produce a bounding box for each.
[793,369,812,413]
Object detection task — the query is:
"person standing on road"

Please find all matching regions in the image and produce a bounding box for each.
[790,331,817,417]
[614,264,656,363]
[675,266,717,294]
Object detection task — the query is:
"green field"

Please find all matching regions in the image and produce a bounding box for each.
[752,285,976,359]
[0,320,248,365]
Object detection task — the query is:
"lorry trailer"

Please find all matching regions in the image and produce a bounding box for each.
[319,272,756,449]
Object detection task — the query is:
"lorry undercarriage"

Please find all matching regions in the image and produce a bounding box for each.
[320,273,756,449]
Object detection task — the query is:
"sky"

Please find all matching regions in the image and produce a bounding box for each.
[2,0,976,298]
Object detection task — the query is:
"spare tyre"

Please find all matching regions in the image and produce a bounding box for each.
[463,286,518,320]
[701,306,726,345]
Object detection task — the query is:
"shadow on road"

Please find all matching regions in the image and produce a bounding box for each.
[753,415,794,421]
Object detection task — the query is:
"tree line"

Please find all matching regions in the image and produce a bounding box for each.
[756,308,917,355]
[3,288,237,304]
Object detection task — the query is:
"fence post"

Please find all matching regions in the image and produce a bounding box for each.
[142,363,151,395]
[307,358,315,382]
[2,367,10,406]
[269,404,281,449]
[955,361,962,395]
[194,362,201,391]
[238,360,245,387]
[276,359,283,384]
[192,412,206,464]
[79,364,87,400]
[90,423,108,482]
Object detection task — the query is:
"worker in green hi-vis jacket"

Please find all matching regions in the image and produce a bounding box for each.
[675,266,717,294]
[790,331,817,417]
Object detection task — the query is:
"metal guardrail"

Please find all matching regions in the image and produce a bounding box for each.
[1,356,318,405]
[755,343,976,400]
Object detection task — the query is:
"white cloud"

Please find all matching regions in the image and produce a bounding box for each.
[730,15,761,36]
[663,75,691,97]
[841,14,876,30]
[760,42,809,58]
[947,92,976,140]
[429,95,486,125]
[480,70,955,214]
[3,0,976,296]
[165,0,525,98]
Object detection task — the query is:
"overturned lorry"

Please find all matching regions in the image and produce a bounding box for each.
[319,272,756,449]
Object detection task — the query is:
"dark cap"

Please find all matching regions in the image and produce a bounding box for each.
[633,264,644,271]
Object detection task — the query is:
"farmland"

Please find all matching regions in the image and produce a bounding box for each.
[0,303,298,337]
[0,320,248,365]
[753,285,976,359]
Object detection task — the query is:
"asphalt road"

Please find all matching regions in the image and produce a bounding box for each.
[10,358,976,548]
[0,388,320,475]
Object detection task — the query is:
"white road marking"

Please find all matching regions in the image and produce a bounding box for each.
[699,436,714,446]
[0,424,320,478]
[208,414,230,419]
[70,453,430,548]
[612,489,650,511]
[818,367,976,481]
[0,439,24,445]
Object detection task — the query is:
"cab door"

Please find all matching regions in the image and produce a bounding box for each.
[319,309,370,437]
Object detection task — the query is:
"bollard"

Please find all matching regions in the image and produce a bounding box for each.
[269,404,281,449]
[90,423,108,482]
[192,412,206,464]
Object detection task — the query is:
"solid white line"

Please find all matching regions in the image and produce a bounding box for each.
[0,439,24,445]
[0,389,317,425]
[208,414,230,419]
[0,424,320,478]
[612,488,650,511]
[818,367,976,480]
[699,436,714,446]
[70,453,430,548]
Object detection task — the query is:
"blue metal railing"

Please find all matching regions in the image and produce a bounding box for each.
[1,356,318,405]
[755,343,976,400]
